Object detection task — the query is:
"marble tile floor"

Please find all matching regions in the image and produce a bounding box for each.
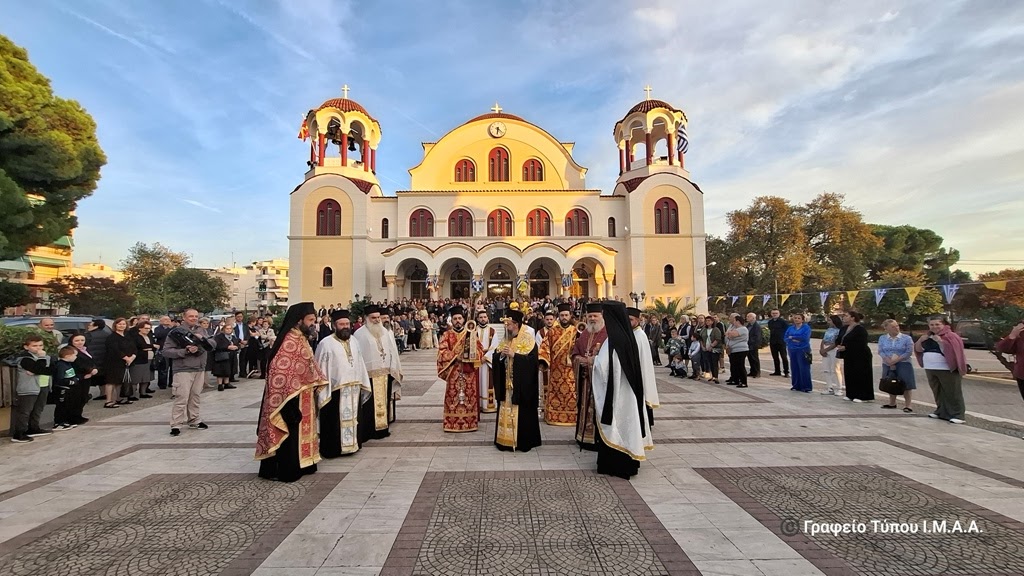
[1,348,1024,575]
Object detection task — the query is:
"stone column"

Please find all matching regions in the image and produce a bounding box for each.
[385,275,397,302]
[604,274,616,300]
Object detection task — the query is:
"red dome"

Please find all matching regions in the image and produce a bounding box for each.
[627,99,677,115]
[464,111,525,124]
[315,98,377,123]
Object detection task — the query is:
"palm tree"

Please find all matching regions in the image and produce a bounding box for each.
[645,297,696,318]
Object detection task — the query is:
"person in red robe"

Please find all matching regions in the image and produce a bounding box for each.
[572,302,607,451]
[255,302,329,482]
[437,306,485,432]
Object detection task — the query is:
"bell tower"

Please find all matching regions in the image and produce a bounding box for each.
[611,87,708,313]
[300,85,383,185]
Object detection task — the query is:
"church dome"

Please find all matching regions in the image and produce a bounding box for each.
[627,99,678,115]
[464,111,525,124]
[316,97,377,123]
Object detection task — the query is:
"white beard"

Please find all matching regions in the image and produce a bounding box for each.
[586,321,605,334]
[366,322,384,340]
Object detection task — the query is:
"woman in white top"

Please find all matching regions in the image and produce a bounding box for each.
[819,315,844,395]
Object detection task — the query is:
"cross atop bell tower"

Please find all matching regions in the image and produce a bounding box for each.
[341,84,350,99]
[491,102,503,114]
[643,85,652,99]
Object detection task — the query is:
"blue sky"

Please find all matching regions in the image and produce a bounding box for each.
[2,0,1023,275]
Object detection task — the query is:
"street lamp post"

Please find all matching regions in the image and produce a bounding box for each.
[628,291,646,308]
[243,286,256,317]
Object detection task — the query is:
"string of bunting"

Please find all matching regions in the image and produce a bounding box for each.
[710,278,1018,308]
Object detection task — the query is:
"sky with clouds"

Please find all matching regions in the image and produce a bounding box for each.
[2,0,1022,275]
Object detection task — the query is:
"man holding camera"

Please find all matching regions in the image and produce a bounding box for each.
[162,308,213,437]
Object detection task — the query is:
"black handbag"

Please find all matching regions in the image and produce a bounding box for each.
[214,351,231,362]
[879,376,906,395]
[803,350,813,365]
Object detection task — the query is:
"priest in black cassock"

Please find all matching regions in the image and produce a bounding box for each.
[592,301,655,479]
[492,308,542,452]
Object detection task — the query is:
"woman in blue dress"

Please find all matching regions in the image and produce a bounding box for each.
[785,313,812,392]
[878,319,916,412]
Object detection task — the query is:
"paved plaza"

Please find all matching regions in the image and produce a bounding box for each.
[2,348,1024,575]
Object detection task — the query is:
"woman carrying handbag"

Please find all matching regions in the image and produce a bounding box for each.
[877,319,915,412]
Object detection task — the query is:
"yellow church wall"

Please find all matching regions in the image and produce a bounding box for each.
[408,118,586,191]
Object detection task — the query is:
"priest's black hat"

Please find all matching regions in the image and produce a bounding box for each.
[626,307,642,318]
[585,302,602,313]
[330,309,350,322]
[364,305,382,315]
[449,305,466,318]
[557,303,572,313]
[504,309,525,324]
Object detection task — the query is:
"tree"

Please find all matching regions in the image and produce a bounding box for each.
[0,279,31,310]
[645,297,696,318]
[725,196,813,294]
[0,35,106,260]
[979,305,1024,374]
[164,268,229,313]
[120,242,190,312]
[854,270,943,324]
[865,225,961,283]
[978,269,1024,308]
[45,276,135,317]
[798,193,881,290]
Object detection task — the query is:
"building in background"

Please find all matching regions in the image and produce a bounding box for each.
[0,236,74,315]
[288,89,708,311]
[206,259,289,314]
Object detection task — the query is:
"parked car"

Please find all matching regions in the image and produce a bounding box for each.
[0,316,113,342]
[955,319,989,349]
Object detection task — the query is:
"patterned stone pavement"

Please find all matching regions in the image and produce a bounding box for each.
[1,345,1024,576]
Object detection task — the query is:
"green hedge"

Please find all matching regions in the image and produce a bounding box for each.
[0,325,60,359]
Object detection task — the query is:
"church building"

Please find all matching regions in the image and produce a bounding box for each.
[288,88,709,312]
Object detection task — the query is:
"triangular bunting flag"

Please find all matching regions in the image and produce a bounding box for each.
[942,284,959,304]
[819,291,830,307]
[762,294,771,306]
[780,294,791,306]
[730,295,739,306]
[715,296,724,304]
[873,288,888,305]
[846,290,859,304]
[905,286,922,305]
[745,295,754,306]
[984,281,1007,291]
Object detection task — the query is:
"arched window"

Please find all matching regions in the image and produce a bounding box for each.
[409,208,434,237]
[454,159,476,182]
[488,147,510,182]
[487,209,513,237]
[664,265,675,285]
[381,218,389,239]
[448,209,474,237]
[322,267,333,287]
[526,208,551,236]
[608,217,616,238]
[316,199,341,236]
[564,208,589,236]
[654,197,679,234]
[522,159,543,182]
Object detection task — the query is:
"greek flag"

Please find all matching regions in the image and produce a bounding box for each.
[471,279,484,292]
[561,274,572,288]
[676,123,689,154]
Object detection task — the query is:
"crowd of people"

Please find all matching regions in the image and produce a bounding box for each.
[7,298,1006,451]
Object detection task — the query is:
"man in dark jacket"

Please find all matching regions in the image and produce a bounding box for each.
[85,319,111,399]
[766,309,789,377]
[745,313,762,378]
[644,314,663,366]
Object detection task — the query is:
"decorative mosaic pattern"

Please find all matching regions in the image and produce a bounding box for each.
[0,473,343,576]
[700,466,1024,576]
[406,473,678,576]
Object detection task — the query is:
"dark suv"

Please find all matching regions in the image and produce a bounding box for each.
[0,316,113,341]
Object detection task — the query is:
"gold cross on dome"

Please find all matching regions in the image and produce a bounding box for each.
[342,84,350,99]
[491,102,503,113]
[644,85,652,99]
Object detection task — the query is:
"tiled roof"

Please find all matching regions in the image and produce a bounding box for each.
[315,98,377,123]
[464,112,525,124]
[349,178,376,195]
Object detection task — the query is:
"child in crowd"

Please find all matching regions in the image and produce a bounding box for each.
[669,354,687,378]
[11,335,53,443]
[52,346,80,431]
[687,340,702,380]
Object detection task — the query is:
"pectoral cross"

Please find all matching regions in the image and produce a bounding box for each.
[644,84,652,99]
